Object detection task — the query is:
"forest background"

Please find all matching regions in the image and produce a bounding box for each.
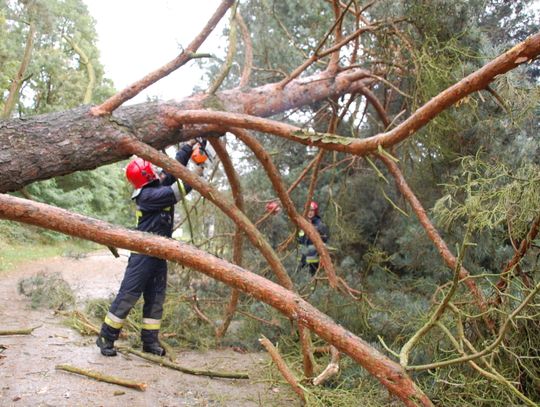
[1,0,539,406]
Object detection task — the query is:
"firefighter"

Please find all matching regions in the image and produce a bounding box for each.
[96,139,202,357]
[297,201,329,275]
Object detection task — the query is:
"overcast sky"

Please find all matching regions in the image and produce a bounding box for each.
[82,1,225,103]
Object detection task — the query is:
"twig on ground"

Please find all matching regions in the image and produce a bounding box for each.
[0,326,40,335]
[158,338,176,363]
[119,347,249,379]
[55,364,147,391]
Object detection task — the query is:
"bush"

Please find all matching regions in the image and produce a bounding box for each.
[18,272,75,310]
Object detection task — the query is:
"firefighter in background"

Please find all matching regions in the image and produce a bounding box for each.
[297,201,329,275]
[96,139,203,357]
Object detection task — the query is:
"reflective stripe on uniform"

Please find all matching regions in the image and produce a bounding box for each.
[142,318,161,330]
[306,244,319,263]
[104,312,125,329]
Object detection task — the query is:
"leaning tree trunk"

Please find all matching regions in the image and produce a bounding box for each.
[0,68,370,193]
[2,32,539,193]
[0,193,433,407]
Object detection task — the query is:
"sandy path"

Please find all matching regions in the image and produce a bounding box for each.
[0,251,297,406]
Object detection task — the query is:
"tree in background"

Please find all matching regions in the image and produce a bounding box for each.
[0,0,129,242]
[186,1,540,404]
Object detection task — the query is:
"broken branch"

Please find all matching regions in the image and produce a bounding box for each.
[91,0,235,115]
[313,345,340,386]
[120,347,249,379]
[259,335,306,402]
[0,326,40,335]
[55,364,147,391]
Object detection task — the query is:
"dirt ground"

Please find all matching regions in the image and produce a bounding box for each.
[0,250,299,407]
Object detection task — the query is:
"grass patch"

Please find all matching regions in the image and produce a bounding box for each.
[0,239,99,273]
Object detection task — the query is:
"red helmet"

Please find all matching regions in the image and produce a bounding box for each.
[309,201,318,215]
[125,158,158,189]
[266,201,281,214]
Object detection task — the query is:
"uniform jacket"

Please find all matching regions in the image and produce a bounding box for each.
[298,215,329,245]
[298,215,329,262]
[133,144,193,237]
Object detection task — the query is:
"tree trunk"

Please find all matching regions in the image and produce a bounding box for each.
[2,31,539,193]
[2,22,36,119]
[0,68,370,193]
[0,193,433,407]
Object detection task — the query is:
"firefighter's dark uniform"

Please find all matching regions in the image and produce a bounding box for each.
[297,215,329,275]
[99,144,193,347]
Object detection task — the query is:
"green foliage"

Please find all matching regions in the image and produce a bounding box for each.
[0,0,114,116]
[192,5,540,403]
[408,278,540,406]
[2,161,133,244]
[1,0,122,243]
[205,1,540,404]
[434,155,540,239]
[26,162,133,225]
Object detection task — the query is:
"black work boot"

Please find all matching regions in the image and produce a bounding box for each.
[96,336,117,357]
[142,342,166,356]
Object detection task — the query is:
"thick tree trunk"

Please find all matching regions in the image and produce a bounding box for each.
[0,68,370,193]
[0,193,433,407]
[1,31,538,193]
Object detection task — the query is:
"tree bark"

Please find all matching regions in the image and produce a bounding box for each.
[0,193,433,407]
[1,32,539,193]
[55,364,147,391]
[259,335,306,402]
[0,68,370,193]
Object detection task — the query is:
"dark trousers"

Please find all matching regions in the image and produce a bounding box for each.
[100,253,167,343]
[297,255,319,276]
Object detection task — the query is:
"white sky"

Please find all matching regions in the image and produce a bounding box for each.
[82,0,226,103]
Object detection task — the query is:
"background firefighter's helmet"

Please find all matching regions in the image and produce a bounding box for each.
[125,158,158,189]
[309,201,318,215]
[265,201,281,214]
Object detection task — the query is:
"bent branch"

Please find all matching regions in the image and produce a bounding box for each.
[210,138,244,339]
[379,154,494,330]
[231,128,337,287]
[91,0,235,115]
[119,137,294,290]
[0,193,432,407]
